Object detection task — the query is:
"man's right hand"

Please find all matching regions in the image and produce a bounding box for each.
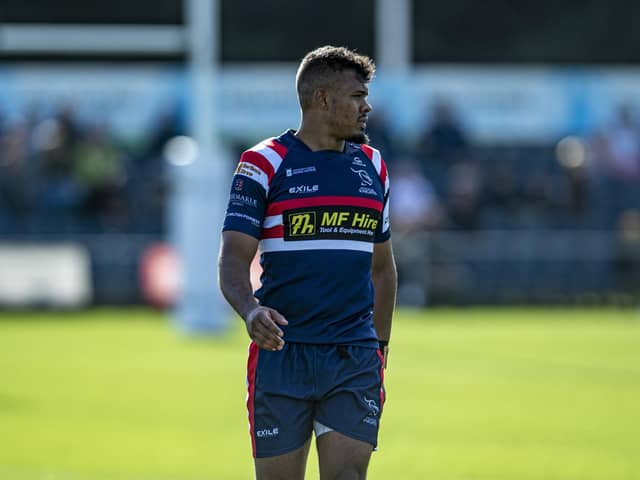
[244,306,288,351]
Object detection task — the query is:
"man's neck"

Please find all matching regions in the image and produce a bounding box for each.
[295,122,345,152]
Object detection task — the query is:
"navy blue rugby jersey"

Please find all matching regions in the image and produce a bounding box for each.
[222,130,390,346]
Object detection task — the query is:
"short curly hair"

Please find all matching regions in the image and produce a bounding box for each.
[296,46,376,110]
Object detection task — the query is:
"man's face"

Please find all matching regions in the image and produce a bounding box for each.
[326,70,372,144]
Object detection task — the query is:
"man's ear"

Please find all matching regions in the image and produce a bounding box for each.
[314,88,329,110]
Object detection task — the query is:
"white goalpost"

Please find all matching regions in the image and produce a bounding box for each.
[171,0,230,333]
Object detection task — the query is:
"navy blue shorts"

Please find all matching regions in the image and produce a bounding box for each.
[246,341,386,458]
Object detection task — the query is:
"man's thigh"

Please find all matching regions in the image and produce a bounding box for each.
[316,431,373,480]
[254,438,311,480]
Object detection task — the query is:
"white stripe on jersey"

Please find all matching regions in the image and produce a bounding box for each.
[369,147,389,195]
[371,148,382,176]
[251,142,284,174]
[263,214,283,228]
[260,238,374,253]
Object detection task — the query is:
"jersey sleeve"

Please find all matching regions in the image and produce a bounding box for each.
[222,153,269,239]
[222,139,287,239]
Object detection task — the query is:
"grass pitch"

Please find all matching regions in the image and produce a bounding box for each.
[0,307,639,480]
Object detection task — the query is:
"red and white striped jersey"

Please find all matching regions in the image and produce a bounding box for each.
[223,130,390,346]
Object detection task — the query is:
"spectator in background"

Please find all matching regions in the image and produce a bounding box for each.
[481,159,520,227]
[590,102,640,223]
[130,109,182,233]
[554,136,592,226]
[613,209,640,299]
[388,160,442,308]
[390,160,444,233]
[445,162,482,230]
[519,165,558,228]
[123,106,183,234]
[144,107,183,162]
[36,106,80,177]
[32,110,85,221]
[0,102,179,235]
[592,103,640,179]
[71,124,128,229]
[417,99,470,193]
[0,120,36,228]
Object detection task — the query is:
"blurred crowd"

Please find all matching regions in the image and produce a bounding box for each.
[1,100,640,239]
[370,101,640,236]
[0,105,180,235]
[367,100,640,304]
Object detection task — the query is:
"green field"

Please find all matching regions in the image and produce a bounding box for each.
[1,308,639,480]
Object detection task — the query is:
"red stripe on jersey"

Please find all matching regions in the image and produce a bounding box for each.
[266,196,384,216]
[360,144,375,161]
[263,138,288,159]
[247,342,260,458]
[360,144,387,185]
[380,158,388,185]
[240,150,275,181]
[260,225,284,239]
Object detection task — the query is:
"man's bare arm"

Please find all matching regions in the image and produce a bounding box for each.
[371,239,397,347]
[218,230,287,350]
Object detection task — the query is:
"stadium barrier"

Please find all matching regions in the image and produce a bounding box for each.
[0,243,91,308]
[0,230,638,308]
[394,230,640,306]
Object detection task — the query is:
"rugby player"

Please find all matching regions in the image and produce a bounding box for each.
[218,45,397,480]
